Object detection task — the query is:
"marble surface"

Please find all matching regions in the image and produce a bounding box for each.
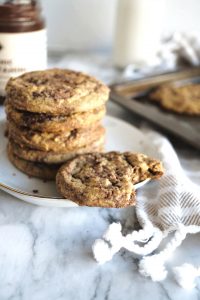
[0,102,200,300]
[0,55,200,299]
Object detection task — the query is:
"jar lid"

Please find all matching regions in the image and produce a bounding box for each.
[0,1,45,32]
[0,2,39,21]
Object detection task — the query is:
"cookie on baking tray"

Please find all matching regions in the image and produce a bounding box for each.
[56,152,164,208]
[150,83,200,115]
[6,69,109,115]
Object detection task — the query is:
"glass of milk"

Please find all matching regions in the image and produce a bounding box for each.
[113,0,166,68]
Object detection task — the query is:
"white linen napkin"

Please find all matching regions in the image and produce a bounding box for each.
[158,32,200,68]
[122,32,200,73]
[92,131,200,285]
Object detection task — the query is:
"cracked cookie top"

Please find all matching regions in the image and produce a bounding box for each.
[6,69,110,114]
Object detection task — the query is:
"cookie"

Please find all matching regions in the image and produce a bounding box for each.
[9,136,105,164]
[5,102,106,133]
[7,144,60,180]
[8,121,105,152]
[56,152,164,208]
[6,69,109,114]
[150,84,200,115]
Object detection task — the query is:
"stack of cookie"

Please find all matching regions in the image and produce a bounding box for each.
[5,69,109,180]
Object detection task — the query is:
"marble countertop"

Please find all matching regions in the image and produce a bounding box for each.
[0,55,200,299]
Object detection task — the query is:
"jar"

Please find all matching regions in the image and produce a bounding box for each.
[0,0,47,103]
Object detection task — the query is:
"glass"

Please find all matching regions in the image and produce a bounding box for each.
[113,0,166,68]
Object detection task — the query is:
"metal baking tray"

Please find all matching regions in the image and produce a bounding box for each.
[110,67,200,150]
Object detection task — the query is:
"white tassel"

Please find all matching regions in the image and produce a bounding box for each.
[92,223,123,264]
[139,224,187,281]
[124,227,163,256]
[92,222,163,264]
[92,238,115,264]
[139,255,167,281]
[173,263,200,289]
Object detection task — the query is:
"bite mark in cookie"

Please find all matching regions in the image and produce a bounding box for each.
[56,152,164,208]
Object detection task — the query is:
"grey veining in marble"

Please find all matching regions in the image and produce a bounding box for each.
[1,190,200,300]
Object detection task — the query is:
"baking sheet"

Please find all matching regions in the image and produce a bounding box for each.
[110,67,200,150]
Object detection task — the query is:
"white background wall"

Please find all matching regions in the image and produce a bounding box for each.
[41,0,200,51]
[164,0,200,33]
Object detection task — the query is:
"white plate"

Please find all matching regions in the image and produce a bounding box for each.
[0,115,151,207]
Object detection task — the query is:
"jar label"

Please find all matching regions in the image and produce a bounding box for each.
[0,29,47,96]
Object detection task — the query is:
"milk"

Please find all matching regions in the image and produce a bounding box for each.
[113,0,166,67]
